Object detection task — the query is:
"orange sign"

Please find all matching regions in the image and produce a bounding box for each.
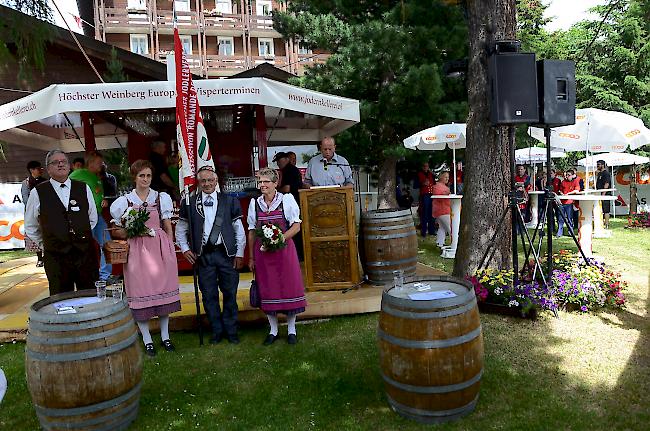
[625,129,640,138]
[424,135,438,141]
[559,132,581,139]
[0,220,24,241]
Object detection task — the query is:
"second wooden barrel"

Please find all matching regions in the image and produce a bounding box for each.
[25,290,143,431]
[362,208,418,283]
[378,276,484,423]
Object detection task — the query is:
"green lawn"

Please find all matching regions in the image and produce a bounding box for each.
[0,249,33,263]
[1,219,649,430]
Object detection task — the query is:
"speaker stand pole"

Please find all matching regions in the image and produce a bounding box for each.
[508,125,518,285]
[545,127,553,281]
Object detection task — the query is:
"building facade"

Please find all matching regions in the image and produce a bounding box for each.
[93,0,328,77]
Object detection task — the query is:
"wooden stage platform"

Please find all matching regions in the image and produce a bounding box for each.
[0,258,443,341]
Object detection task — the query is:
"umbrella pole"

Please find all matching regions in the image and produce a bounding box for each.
[185,185,204,346]
[612,165,616,219]
[453,147,457,195]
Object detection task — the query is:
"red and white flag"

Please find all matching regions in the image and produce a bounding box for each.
[174,21,214,194]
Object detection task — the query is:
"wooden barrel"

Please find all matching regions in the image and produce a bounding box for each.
[378,276,484,423]
[362,208,418,283]
[25,290,143,431]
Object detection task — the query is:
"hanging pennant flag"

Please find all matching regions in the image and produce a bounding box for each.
[175,16,215,195]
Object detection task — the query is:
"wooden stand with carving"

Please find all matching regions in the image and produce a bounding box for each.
[300,187,362,291]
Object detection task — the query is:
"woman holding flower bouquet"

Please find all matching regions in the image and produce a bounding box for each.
[109,160,181,357]
[247,167,307,345]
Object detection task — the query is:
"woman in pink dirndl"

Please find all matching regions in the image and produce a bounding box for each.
[247,167,307,345]
[110,160,181,357]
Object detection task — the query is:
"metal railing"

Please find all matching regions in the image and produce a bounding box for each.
[103,7,151,29]
[203,13,245,32]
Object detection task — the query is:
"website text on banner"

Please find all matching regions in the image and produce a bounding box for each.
[0,183,26,249]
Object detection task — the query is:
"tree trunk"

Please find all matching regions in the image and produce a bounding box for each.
[377,155,398,209]
[452,0,517,278]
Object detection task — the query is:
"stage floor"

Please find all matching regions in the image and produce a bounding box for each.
[0,257,443,341]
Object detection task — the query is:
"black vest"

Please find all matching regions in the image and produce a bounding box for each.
[179,192,242,257]
[36,180,93,253]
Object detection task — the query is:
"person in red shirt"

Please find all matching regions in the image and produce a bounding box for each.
[515,164,533,222]
[431,170,451,248]
[417,162,436,237]
[557,169,581,237]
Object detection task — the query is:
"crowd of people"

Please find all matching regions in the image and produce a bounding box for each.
[21,137,353,356]
[409,159,613,243]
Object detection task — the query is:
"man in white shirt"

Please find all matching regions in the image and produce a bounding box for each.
[24,149,99,295]
[176,166,246,344]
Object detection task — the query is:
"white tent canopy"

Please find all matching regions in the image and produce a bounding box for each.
[0,78,360,152]
[515,147,565,164]
[578,152,650,167]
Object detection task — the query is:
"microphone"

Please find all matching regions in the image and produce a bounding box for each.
[322,159,329,171]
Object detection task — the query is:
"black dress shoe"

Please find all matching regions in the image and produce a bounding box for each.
[287,334,298,345]
[161,339,175,352]
[227,334,240,344]
[144,343,156,357]
[209,334,222,344]
[263,334,277,345]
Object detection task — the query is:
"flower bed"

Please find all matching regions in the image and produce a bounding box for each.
[467,250,627,316]
[627,211,650,228]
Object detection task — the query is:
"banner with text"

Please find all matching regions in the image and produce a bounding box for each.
[0,183,25,250]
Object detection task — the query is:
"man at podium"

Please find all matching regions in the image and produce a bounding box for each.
[304,137,354,187]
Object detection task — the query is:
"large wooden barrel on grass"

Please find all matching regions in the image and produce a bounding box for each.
[25,290,142,431]
[361,208,418,283]
[378,276,484,423]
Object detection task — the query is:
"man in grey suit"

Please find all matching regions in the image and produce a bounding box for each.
[176,167,246,344]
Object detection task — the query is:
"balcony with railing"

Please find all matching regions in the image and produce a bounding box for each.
[250,55,289,69]
[205,55,248,76]
[155,10,200,34]
[248,15,281,37]
[102,7,152,32]
[158,51,203,75]
[203,13,245,35]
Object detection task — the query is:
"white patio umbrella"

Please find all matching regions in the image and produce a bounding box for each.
[514,146,565,164]
[403,123,466,194]
[577,152,650,167]
[528,108,650,189]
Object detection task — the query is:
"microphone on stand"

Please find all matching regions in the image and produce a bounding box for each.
[322,159,329,171]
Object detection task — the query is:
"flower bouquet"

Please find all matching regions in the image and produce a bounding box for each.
[121,207,155,238]
[255,222,286,252]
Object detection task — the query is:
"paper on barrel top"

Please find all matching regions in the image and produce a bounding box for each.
[408,290,458,301]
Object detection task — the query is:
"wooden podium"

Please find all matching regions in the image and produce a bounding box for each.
[299,187,362,291]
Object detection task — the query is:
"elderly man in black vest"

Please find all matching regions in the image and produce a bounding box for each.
[24,149,99,295]
[176,166,246,344]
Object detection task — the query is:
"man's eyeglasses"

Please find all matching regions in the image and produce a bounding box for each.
[48,160,69,166]
[257,180,273,185]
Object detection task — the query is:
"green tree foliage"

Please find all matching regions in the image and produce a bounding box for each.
[104,47,128,83]
[0,0,53,82]
[274,0,468,207]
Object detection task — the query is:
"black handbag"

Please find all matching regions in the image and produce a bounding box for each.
[249,279,261,308]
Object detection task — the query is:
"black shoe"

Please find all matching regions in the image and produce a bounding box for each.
[209,334,222,345]
[35,261,44,268]
[161,339,175,352]
[287,334,298,345]
[144,343,156,357]
[263,334,277,345]
[227,334,240,344]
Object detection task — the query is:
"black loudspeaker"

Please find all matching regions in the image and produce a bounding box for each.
[536,60,576,127]
[488,52,539,125]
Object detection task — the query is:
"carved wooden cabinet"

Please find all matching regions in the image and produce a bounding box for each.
[299,187,361,291]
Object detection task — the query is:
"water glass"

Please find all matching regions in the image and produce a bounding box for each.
[95,281,107,300]
[393,270,405,293]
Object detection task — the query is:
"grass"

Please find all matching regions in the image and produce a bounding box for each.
[1,219,649,430]
[0,249,33,263]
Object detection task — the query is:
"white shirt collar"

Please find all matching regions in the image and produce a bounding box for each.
[50,178,71,188]
[202,191,218,201]
[319,153,338,163]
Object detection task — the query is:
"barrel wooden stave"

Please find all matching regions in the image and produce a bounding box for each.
[378,276,484,423]
[362,209,418,282]
[25,290,143,430]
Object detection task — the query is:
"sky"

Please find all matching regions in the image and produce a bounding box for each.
[48,0,609,35]
[544,0,610,31]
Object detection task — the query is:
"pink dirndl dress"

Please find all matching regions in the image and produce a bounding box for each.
[253,200,307,315]
[124,195,181,321]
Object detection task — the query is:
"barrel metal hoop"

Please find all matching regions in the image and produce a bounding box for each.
[34,381,141,417]
[363,210,412,219]
[381,298,476,319]
[40,401,138,430]
[26,332,139,362]
[365,231,416,240]
[365,256,418,268]
[386,393,479,423]
[381,369,483,394]
[368,268,417,277]
[27,320,135,346]
[377,325,482,349]
[28,308,132,332]
[29,300,127,324]
[364,220,414,230]
[382,289,475,310]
